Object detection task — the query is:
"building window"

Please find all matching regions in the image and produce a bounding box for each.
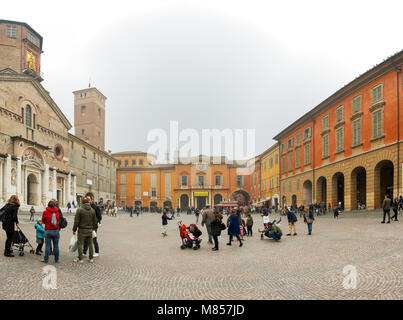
[81,129,85,135]
[82,158,86,169]
[288,152,293,172]
[236,175,244,187]
[139,160,143,166]
[295,148,301,169]
[135,174,141,184]
[132,160,136,167]
[276,176,279,187]
[295,132,301,146]
[117,160,121,167]
[269,158,273,168]
[215,175,223,186]
[275,154,278,164]
[287,138,294,150]
[297,179,300,192]
[136,187,141,199]
[120,174,126,184]
[27,32,38,46]
[281,156,286,174]
[372,110,383,139]
[336,105,344,123]
[6,25,17,38]
[120,187,126,198]
[93,152,96,160]
[304,144,311,165]
[280,143,285,154]
[322,134,329,158]
[81,106,86,115]
[98,108,101,117]
[25,105,31,127]
[322,114,329,130]
[303,127,312,140]
[335,127,344,153]
[264,161,266,170]
[180,176,188,186]
[371,84,383,104]
[124,160,128,167]
[352,118,362,146]
[198,176,205,187]
[352,95,362,114]
[288,181,292,193]
[151,189,157,197]
[83,147,86,155]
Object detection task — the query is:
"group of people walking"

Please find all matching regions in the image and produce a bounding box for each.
[1,193,102,264]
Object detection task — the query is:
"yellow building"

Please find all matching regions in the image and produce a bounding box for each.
[260,144,280,208]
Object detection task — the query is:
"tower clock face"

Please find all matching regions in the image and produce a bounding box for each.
[195,163,208,171]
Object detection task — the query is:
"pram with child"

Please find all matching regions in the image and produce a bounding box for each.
[178,221,202,250]
[12,224,35,256]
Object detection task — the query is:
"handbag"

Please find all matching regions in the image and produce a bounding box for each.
[92,230,97,238]
[220,223,226,230]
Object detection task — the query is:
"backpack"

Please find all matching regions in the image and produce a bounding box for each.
[0,207,7,223]
[59,212,68,229]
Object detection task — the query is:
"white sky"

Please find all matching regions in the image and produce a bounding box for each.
[2,0,403,156]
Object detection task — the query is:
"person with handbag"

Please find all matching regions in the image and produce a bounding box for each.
[303,210,315,235]
[72,196,97,263]
[210,211,224,251]
[1,195,20,257]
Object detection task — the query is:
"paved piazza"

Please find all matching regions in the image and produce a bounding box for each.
[0,210,402,300]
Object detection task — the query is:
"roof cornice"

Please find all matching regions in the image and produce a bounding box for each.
[273,50,403,141]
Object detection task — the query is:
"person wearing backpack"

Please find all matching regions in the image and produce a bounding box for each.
[1,195,20,257]
[286,207,298,236]
[41,200,61,263]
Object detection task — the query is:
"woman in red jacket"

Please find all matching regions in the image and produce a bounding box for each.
[41,200,60,263]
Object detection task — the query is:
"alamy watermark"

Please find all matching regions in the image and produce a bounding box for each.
[42,265,57,290]
[342,265,357,289]
[146,121,256,169]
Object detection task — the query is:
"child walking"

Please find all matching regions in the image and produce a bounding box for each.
[34,219,45,255]
[161,210,172,236]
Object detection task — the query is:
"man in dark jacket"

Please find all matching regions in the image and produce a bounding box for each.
[1,195,20,257]
[286,207,297,236]
[201,205,215,244]
[83,194,102,257]
[73,197,97,263]
[382,195,392,224]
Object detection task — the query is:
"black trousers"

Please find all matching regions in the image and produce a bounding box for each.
[213,235,219,249]
[391,209,398,220]
[84,227,99,254]
[383,209,391,222]
[36,241,43,253]
[228,234,242,243]
[4,231,13,254]
[247,225,252,236]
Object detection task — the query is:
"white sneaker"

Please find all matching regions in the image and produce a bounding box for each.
[83,253,87,256]
[93,253,99,257]
[73,258,84,263]
[89,259,94,263]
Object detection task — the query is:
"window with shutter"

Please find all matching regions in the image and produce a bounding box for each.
[352,95,362,114]
[352,119,362,146]
[282,156,286,174]
[296,132,301,145]
[288,152,293,172]
[322,135,329,158]
[295,149,301,168]
[304,144,311,165]
[322,115,329,130]
[336,106,344,123]
[371,84,383,104]
[335,127,344,153]
[372,110,383,138]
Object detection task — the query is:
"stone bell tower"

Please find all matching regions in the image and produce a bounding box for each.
[73,87,106,151]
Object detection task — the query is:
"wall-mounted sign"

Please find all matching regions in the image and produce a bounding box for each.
[194,192,208,197]
[87,179,93,186]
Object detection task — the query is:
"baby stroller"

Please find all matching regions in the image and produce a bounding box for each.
[178,221,202,250]
[260,218,281,240]
[12,224,35,256]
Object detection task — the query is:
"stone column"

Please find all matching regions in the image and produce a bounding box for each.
[16,157,22,202]
[366,167,376,210]
[5,154,11,200]
[344,173,352,211]
[52,167,57,200]
[43,164,49,204]
[38,171,42,207]
[73,175,77,204]
[67,173,71,203]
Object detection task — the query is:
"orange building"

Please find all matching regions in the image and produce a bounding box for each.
[274,50,403,210]
[113,153,251,210]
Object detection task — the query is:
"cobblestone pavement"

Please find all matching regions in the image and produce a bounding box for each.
[0,210,402,300]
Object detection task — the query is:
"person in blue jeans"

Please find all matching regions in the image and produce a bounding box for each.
[41,200,61,263]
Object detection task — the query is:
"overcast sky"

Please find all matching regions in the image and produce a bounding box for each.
[3,0,403,157]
